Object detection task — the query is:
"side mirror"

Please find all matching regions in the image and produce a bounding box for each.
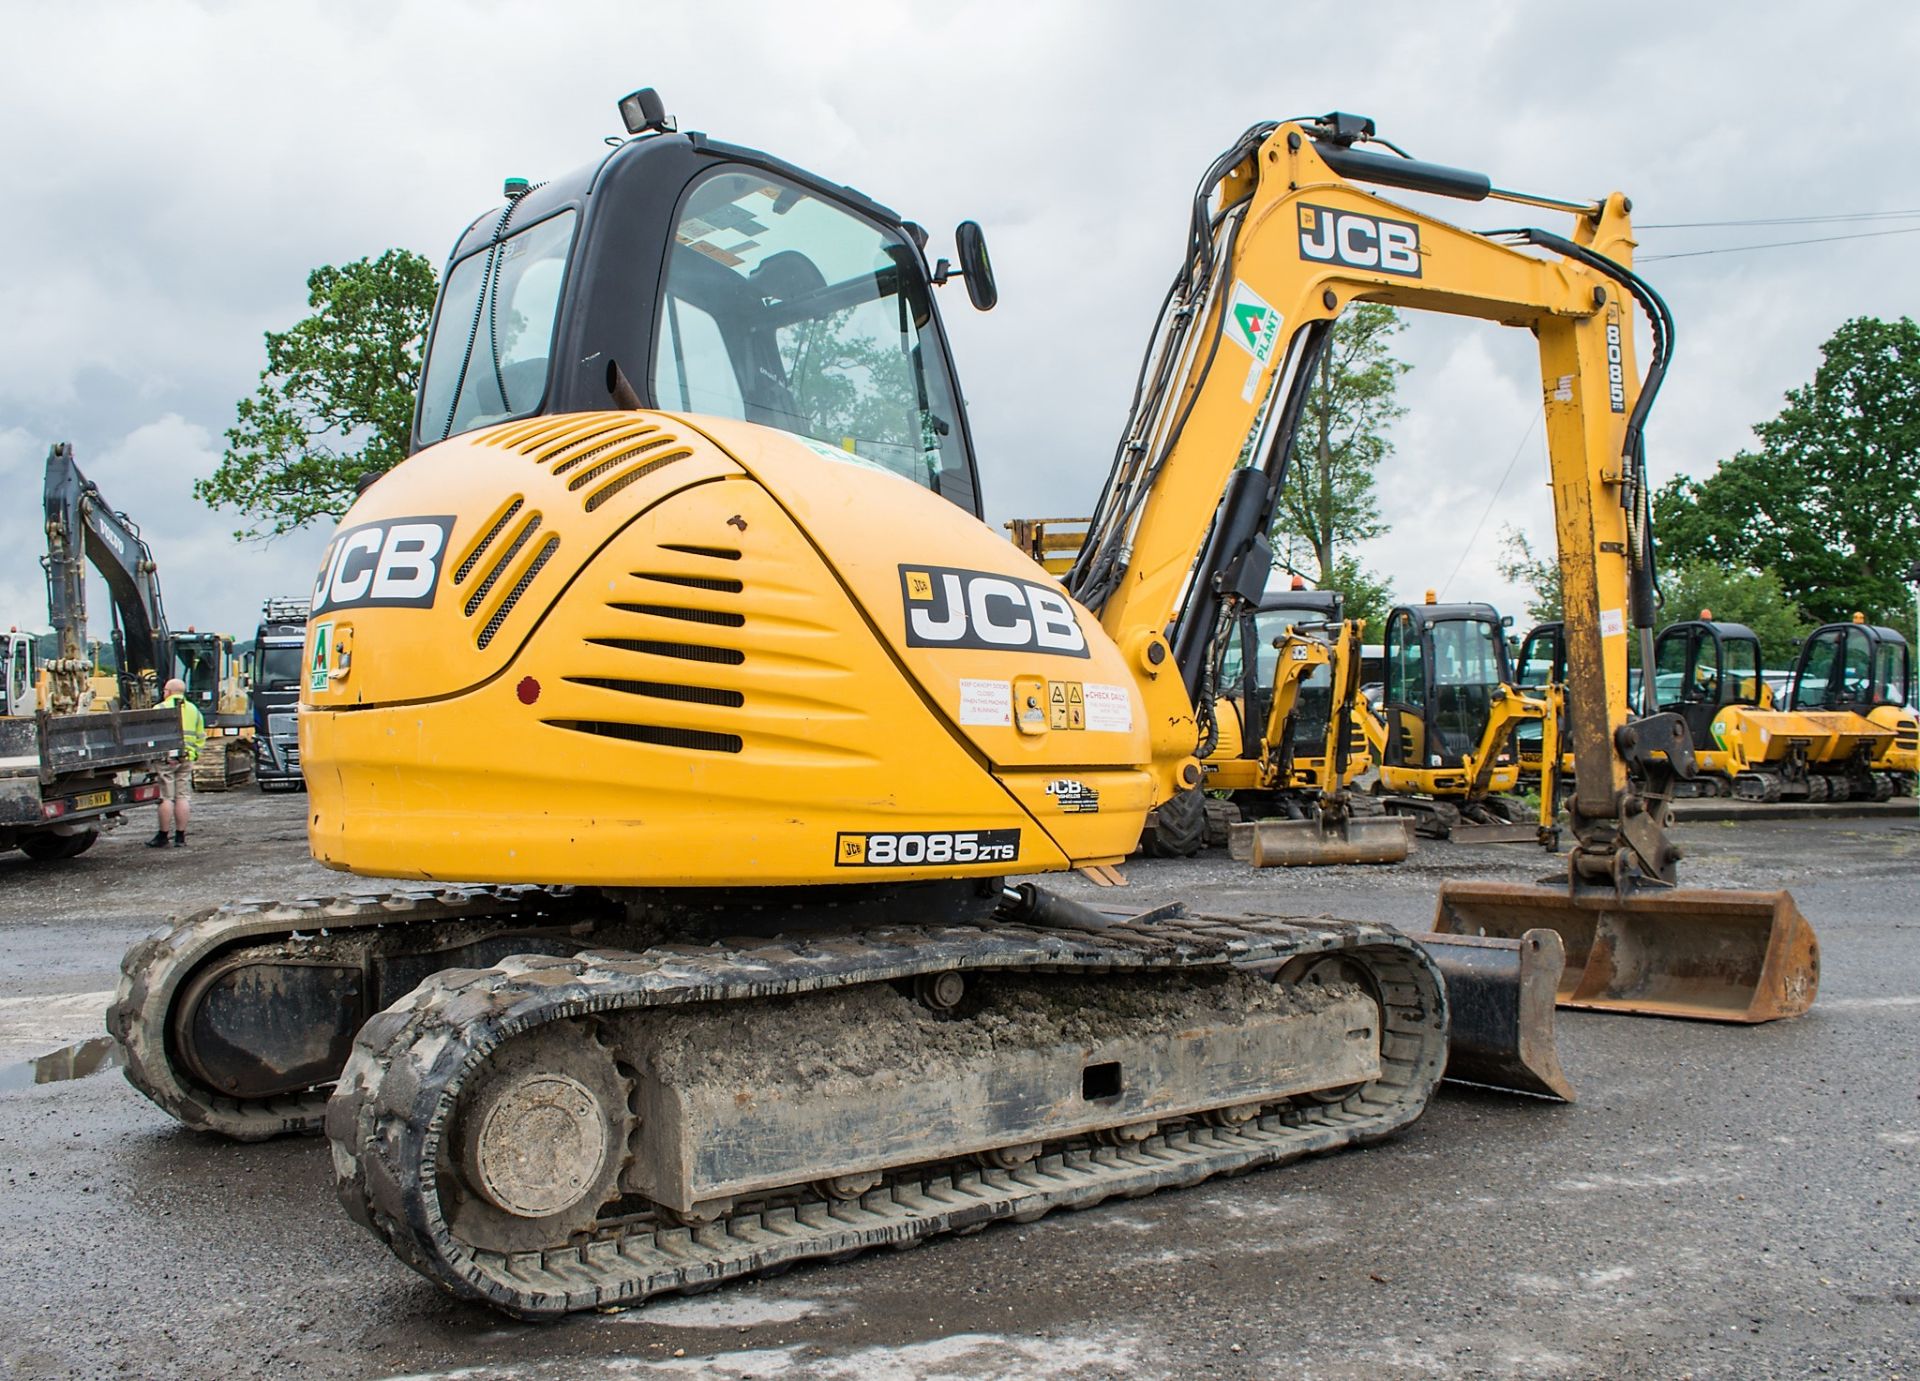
[1501,614,1515,628]
[954,220,997,311]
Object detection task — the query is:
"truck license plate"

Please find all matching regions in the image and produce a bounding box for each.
[72,791,112,810]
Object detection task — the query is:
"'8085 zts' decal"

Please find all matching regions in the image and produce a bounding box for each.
[899,565,1088,657]
[836,829,1020,867]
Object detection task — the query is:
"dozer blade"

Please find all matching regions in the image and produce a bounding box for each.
[1414,929,1575,1101]
[1229,816,1413,867]
[1432,880,1819,1023]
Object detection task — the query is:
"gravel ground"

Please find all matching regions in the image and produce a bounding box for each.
[0,792,1914,1379]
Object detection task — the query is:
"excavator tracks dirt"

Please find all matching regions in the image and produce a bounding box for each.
[108,885,616,1140]
[327,914,1445,1318]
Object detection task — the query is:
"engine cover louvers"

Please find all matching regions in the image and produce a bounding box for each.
[481,414,693,514]
[448,495,560,651]
[545,538,764,757]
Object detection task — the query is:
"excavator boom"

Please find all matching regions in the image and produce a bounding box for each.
[1054,114,1813,1020]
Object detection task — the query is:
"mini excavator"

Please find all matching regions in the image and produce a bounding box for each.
[113,97,1816,1317]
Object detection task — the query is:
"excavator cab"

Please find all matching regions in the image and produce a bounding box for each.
[413,132,987,519]
[1654,620,1765,743]
[1220,586,1343,774]
[172,632,227,717]
[1379,602,1516,784]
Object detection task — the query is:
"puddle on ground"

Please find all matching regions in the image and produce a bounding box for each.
[0,1036,123,1091]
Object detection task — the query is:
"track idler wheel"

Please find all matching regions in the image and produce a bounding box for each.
[444,1021,632,1253]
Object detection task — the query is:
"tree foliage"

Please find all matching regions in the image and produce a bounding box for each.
[1320,553,1393,637]
[1660,561,1812,664]
[198,249,438,538]
[1653,315,1920,625]
[779,308,941,485]
[1495,525,1563,624]
[1271,304,1407,585]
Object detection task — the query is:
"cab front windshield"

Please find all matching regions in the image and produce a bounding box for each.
[1429,618,1505,757]
[258,644,303,691]
[174,641,221,700]
[653,169,968,497]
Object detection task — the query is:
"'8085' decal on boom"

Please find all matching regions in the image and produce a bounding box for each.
[899,564,1088,657]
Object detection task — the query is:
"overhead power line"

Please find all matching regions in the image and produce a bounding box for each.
[1439,410,1541,600]
[1639,223,1920,262]
[1640,209,1920,229]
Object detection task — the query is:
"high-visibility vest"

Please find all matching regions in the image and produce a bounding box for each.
[161,693,207,762]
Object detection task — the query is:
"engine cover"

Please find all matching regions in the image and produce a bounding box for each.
[302,412,1155,886]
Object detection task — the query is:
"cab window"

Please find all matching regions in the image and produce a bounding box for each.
[1431,619,1503,688]
[3,639,29,715]
[1725,636,1760,703]
[1655,628,1695,708]
[1840,627,1872,703]
[1872,639,1909,707]
[1517,629,1560,688]
[1386,612,1424,708]
[1250,609,1327,692]
[1793,630,1841,709]
[655,168,970,503]
[419,211,577,443]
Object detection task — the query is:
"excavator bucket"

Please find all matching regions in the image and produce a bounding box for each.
[1415,929,1574,1100]
[1432,880,1819,1023]
[1229,816,1414,867]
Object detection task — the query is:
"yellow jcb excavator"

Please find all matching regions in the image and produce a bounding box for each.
[112,99,1812,1317]
[1361,597,1562,844]
[1212,611,1414,866]
[1232,597,1565,861]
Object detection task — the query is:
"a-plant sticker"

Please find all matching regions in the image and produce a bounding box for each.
[1225,281,1282,363]
[1224,281,1282,401]
[309,622,333,693]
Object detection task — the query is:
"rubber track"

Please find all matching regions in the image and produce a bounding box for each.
[328,915,1446,1318]
[108,886,591,1140]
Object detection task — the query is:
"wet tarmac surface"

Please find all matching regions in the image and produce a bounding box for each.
[0,793,1915,1378]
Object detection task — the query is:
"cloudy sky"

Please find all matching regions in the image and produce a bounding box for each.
[4,2,1918,646]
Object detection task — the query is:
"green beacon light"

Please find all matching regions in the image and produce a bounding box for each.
[503,177,531,199]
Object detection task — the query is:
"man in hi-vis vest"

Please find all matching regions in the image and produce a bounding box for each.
[151,677,206,848]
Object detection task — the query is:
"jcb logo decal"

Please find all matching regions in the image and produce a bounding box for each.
[899,565,1089,658]
[312,516,455,614]
[1297,204,1421,277]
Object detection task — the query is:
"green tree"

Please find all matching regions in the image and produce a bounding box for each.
[1653,315,1920,625]
[1495,525,1563,623]
[1319,554,1393,636]
[198,249,438,538]
[1660,561,1812,663]
[1271,304,1406,586]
